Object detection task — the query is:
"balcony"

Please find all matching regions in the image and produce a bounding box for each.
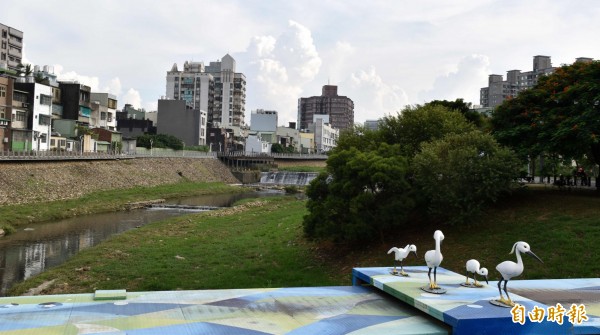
[8,37,22,48]
[8,48,21,57]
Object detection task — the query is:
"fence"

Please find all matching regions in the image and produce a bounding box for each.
[0,149,326,161]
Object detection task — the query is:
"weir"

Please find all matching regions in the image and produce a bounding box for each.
[259,171,318,186]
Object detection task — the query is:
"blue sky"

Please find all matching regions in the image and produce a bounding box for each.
[3,0,600,126]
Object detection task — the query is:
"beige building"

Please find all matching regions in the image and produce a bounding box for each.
[0,23,23,72]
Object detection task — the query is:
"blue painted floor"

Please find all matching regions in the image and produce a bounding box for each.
[0,285,449,335]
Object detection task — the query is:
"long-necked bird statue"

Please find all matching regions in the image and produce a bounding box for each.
[463,259,489,288]
[422,230,445,293]
[494,241,543,307]
[387,244,417,276]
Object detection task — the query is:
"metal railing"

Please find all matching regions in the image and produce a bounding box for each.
[0,150,327,161]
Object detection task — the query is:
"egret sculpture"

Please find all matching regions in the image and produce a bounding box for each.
[423,230,444,292]
[464,259,489,287]
[387,244,417,276]
[495,241,543,307]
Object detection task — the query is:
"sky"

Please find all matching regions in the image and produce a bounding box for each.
[3,1,600,126]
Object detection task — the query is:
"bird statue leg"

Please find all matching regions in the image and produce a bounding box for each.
[502,280,515,306]
[400,262,408,276]
[430,267,439,289]
[465,271,470,285]
[497,280,506,302]
[474,275,482,287]
[427,268,433,288]
[392,260,398,274]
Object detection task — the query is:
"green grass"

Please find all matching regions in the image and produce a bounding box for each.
[0,182,242,228]
[8,197,339,295]
[7,187,600,296]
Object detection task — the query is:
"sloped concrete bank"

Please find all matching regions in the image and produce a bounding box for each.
[0,158,239,206]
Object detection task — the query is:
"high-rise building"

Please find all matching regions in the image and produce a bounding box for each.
[205,54,246,128]
[479,55,595,108]
[480,55,556,108]
[297,85,354,131]
[166,61,214,115]
[165,54,246,128]
[0,23,23,72]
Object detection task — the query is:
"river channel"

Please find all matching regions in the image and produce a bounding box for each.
[0,190,282,296]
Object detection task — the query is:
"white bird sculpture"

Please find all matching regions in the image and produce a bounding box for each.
[424,230,444,290]
[495,241,543,306]
[465,259,489,287]
[387,244,417,276]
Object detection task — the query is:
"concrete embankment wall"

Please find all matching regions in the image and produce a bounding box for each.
[0,158,240,206]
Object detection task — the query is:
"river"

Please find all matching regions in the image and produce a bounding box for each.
[0,190,282,296]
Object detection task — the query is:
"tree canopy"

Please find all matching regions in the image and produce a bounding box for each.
[492,60,600,167]
[304,104,520,243]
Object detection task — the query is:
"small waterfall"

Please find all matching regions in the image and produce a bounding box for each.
[259,172,319,186]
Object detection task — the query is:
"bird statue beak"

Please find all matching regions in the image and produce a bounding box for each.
[413,251,418,258]
[527,250,543,263]
[484,276,489,285]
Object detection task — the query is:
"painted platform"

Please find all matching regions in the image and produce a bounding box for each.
[0,286,449,335]
[353,266,600,335]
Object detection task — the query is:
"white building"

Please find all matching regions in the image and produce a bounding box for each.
[205,54,246,128]
[310,115,338,154]
[245,134,271,154]
[90,92,117,130]
[165,54,246,129]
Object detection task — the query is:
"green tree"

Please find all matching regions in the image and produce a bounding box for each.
[427,98,483,127]
[136,134,183,150]
[413,131,520,225]
[304,143,414,243]
[379,104,476,157]
[492,60,600,168]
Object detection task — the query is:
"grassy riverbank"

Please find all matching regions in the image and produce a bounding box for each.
[0,181,243,230]
[7,187,600,296]
[8,196,339,295]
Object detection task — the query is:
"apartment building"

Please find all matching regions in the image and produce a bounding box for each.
[298,85,354,131]
[165,54,246,129]
[0,23,23,72]
[480,55,595,108]
[90,92,117,130]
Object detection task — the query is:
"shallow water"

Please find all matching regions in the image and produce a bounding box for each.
[0,191,282,296]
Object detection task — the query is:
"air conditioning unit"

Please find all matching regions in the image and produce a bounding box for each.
[22,103,28,108]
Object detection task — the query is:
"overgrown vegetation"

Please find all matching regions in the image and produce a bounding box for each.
[136,134,185,150]
[304,104,520,242]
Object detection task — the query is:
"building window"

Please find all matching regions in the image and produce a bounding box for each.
[16,111,26,121]
[101,112,107,120]
[40,94,52,106]
[39,114,51,126]
[0,85,5,97]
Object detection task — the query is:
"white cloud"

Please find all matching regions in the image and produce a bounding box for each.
[103,78,123,96]
[6,0,600,127]
[121,89,142,110]
[240,20,322,125]
[347,67,409,122]
[418,54,491,105]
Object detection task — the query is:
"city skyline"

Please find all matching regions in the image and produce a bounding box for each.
[4,0,600,126]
